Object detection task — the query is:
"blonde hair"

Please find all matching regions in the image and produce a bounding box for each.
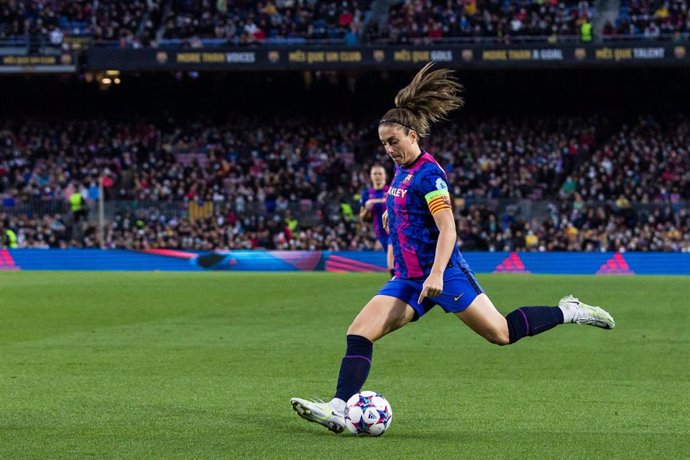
[379,62,464,138]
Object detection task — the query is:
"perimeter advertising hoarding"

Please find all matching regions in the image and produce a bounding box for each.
[86,43,690,71]
[3,249,690,275]
[0,53,77,73]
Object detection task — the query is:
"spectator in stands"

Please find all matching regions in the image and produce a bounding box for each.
[581,16,593,42]
[1,219,18,249]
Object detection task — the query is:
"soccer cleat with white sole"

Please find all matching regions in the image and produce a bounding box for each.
[290,397,345,433]
[559,295,615,329]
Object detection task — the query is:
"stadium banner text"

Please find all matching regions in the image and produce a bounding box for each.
[0,53,77,73]
[86,43,690,71]
[2,249,689,275]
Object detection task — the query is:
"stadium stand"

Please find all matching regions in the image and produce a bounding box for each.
[614,0,690,37]
[0,0,93,43]
[161,0,370,45]
[0,0,163,47]
[2,112,689,251]
[0,0,609,46]
[92,0,164,46]
[385,0,596,43]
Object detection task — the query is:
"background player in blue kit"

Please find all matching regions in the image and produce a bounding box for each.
[359,164,394,274]
[291,63,616,433]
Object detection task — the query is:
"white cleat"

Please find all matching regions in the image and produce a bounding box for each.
[559,295,615,329]
[290,398,346,434]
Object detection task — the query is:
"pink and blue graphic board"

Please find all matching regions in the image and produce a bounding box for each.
[1,249,689,275]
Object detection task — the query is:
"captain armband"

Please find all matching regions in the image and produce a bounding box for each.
[424,189,452,216]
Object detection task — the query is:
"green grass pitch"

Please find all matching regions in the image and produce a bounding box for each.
[1,272,689,459]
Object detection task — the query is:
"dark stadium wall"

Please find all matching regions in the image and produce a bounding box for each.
[2,67,690,120]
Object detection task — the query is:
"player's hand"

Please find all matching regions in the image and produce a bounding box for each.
[418,272,443,304]
[382,210,389,234]
[365,199,374,211]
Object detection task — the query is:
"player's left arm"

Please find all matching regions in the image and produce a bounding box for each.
[418,209,456,303]
[430,208,456,274]
[418,174,455,303]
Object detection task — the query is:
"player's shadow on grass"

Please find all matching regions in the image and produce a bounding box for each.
[288,423,460,441]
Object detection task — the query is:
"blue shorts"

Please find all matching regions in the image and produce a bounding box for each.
[377,265,483,320]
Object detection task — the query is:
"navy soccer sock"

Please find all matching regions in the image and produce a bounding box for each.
[334,334,373,402]
[505,306,564,344]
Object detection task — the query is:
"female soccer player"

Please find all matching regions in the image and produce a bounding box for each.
[359,164,394,273]
[291,63,615,433]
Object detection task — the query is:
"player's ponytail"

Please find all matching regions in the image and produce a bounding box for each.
[379,62,463,138]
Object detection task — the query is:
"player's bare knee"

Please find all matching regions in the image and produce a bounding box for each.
[485,328,510,346]
[346,321,363,337]
[347,321,380,342]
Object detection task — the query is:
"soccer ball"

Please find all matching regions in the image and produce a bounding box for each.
[344,391,393,436]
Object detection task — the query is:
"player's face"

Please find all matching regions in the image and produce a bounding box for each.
[378,124,420,165]
[370,167,386,188]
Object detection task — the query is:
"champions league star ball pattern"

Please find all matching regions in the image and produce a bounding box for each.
[344,391,393,436]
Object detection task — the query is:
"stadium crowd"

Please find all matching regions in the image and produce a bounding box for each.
[1,0,631,46]
[385,0,596,43]
[610,0,690,37]
[0,0,162,46]
[162,0,369,45]
[0,0,92,40]
[1,113,689,252]
[0,0,370,45]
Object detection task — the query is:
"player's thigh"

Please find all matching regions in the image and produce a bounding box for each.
[455,293,510,345]
[348,295,416,342]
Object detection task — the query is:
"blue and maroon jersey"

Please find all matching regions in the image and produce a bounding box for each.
[360,185,390,242]
[387,152,464,279]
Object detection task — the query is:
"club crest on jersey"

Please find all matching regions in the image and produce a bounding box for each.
[435,178,448,191]
[403,174,413,183]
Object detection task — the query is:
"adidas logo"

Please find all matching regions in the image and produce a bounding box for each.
[0,249,19,271]
[493,252,529,274]
[596,253,634,275]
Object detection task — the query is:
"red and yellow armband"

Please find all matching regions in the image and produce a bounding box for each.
[424,189,452,216]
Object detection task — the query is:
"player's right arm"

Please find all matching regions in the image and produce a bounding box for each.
[359,206,371,222]
[359,205,372,222]
[359,189,372,222]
